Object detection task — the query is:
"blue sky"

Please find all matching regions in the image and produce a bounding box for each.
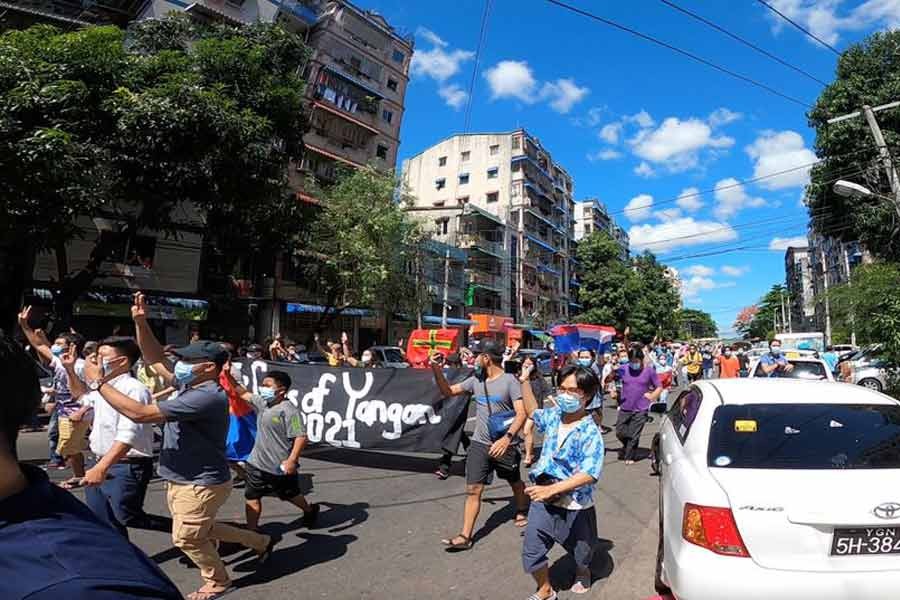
[364,0,899,335]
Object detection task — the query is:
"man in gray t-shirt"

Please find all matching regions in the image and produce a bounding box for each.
[432,340,529,551]
[224,369,320,531]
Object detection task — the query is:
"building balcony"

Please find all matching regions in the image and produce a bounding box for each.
[277,0,319,29]
[460,235,506,259]
[304,131,370,169]
[311,93,382,134]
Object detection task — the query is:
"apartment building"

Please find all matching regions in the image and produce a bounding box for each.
[784,246,815,333]
[663,267,684,309]
[573,198,630,260]
[402,130,577,326]
[808,234,871,336]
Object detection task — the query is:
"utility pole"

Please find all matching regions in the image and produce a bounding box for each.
[843,243,857,347]
[828,101,900,217]
[780,291,787,334]
[441,245,451,328]
[819,246,832,346]
[786,292,793,334]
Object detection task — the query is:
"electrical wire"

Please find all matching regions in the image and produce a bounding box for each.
[659,0,829,86]
[544,0,813,108]
[754,0,842,56]
[463,0,493,133]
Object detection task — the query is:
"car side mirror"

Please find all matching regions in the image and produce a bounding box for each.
[649,401,667,415]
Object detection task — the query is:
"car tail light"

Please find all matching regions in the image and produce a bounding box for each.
[682,503,750,557]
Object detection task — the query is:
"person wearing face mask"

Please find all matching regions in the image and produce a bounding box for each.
[435,353,472,479]
[519,364,606,598]
[66,337,158,538]
[345,348,380,368]
[90,293,277,600]
[432,340,529,551]
[221,369,320,531]
[701,344,715,379]
[605,348,662,465]
[683,344,703,382]
[759,340,795,377]
[736,347,750,377]
[245,343,264,362]
[520,355,554,467]
[715,345,741,379]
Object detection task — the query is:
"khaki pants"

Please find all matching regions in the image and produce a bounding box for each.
[167,480,269,588]
[56,417,89,457]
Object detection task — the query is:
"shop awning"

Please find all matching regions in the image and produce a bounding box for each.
[286,303,374,316]
[464,204,504,226]
[422,315,476,326]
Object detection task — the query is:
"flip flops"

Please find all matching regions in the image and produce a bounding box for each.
[441,534,473,551]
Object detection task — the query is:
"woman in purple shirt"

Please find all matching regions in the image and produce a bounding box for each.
[605,347,662,465]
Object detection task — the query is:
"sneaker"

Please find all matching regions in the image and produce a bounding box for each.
[302,503,320,528]
[43,461,66,471]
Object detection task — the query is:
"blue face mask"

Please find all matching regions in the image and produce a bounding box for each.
[50,344,64,357]
[618,357,629,365]
[577,358,592,368]
[173,361,196,386]
[630,361,643,370]
[556,392,582,414]
[771,347,782,356]
[259,386,279,405]
[102,358,116,376]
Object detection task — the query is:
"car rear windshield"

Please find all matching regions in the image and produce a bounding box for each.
[754,361,827,380]
[708,403,900,469]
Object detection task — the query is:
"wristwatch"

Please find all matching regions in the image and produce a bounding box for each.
[505,431,515,440]
[87,379,102,391]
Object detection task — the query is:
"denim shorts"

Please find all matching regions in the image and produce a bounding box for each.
[522,502,597,573]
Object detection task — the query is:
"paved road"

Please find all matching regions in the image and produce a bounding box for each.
[17,402,661,600]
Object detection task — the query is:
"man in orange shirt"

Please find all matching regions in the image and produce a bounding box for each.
[716,346,741,378]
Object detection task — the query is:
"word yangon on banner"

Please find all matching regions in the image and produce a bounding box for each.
[234,360,471,453]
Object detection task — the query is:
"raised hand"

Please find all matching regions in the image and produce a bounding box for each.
[17,305,32,328]
[341,331,349,344]
[60,345,78,371]
[131,292,147,321]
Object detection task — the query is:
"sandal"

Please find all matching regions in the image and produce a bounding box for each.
[434,467,450,480]
[515,511,529,528]
[441,533,473,551]
[59,477,84,489]
[525,592,557,600]
[571,571,592,594]
[256,534,280,566]
[187,586,234,600]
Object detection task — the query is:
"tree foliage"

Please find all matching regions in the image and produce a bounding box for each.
[829,263,900,363]
[678,308,718,339]
[807,30,900,260]
[737,285,786,340]
[0,17,310,324]
[574,232,681,341]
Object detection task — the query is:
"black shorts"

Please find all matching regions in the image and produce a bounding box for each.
[466,441,522,485]
[243,463,302,501]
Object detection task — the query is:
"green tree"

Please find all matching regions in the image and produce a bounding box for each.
[678,308,718,339]
[629,253,682,340]
[830,263,900,358]
[807,30,900,260]
[574,231,637,332]
[740,285,786,340]
[0,17,310,327]
[291,167,429,332]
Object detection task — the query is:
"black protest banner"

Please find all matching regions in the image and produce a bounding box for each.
[236,361,471,453]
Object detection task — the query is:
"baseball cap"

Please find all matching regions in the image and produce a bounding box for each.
[475,339,504,362]
[171,341,229,366]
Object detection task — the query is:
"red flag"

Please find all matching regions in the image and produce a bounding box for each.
[406,329,459,368]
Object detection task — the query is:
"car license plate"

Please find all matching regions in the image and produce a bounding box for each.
[831,527,900,556]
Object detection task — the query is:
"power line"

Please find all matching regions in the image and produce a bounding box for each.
[544,0,813,108]
[463,0,493,132]
[755,0,842,56]
[659,0,829,86]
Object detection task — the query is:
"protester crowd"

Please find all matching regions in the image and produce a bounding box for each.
[5,293,774,600]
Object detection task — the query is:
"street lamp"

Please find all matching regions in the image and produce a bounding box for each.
[832,180,876,199]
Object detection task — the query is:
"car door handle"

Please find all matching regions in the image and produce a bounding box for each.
[664,454,673,465]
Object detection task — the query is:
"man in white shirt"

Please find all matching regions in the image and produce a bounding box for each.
[68,337,156,539]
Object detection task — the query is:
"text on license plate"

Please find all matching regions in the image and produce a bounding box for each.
[832,527,900,556]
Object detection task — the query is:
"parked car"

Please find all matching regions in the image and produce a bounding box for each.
[368,345,409,368]
[852,362,888,392]
[748,356,835,381]
[653,379,900,599]
[514,348,552,373]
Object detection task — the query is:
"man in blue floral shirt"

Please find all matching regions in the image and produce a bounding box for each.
[519,363,605,599]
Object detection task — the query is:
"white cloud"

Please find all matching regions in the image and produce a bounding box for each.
[769,235,809,251]
[713,177,767,219]
[587,148,622,162]
[438,84,468,110]
[630,117,734,172]
[682,275,718,299]
[411,44,474,82]
[624,110,655,128]
[599,122,623,144]
[708,107,742,127]
[624,194,654,222]
[655,207,683,222]
[745,130,817,190]
[634,161,656,178]
[676,187,704,212]
[573,106,607,128]
[721,265,749,277]
[685,264,715,277]
[763,0,900,47]
[629,217,738,252]
[540,78,590,113]
[416,27,448,48]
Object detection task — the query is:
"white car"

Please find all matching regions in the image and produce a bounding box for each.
[653,379,900,600]
[748,356,835,381]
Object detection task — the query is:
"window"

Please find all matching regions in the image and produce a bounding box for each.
[486,191,498,203]
[387,78,398,91]
[512,161,521,172]
[460,151,470,162]
[435,219,449,235]
[432,199,445,207]
[489,144,499,156]
[457,196,469,205]
[392,49,405,63]
[438,156,447,167]
[458,173,469,185]
[376,144,388,159]
[435,178,446,190]
[707,403,900,470]
[668,389,702,443]
[382,109,393,124]
[512,136,521,149]
[487,167,498,179]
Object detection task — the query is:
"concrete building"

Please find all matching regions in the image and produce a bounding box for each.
[808,234,872,337]
[784,246,815,332]
[403,130,577,326]
[663,267,684,309]
[573,198,630,260]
